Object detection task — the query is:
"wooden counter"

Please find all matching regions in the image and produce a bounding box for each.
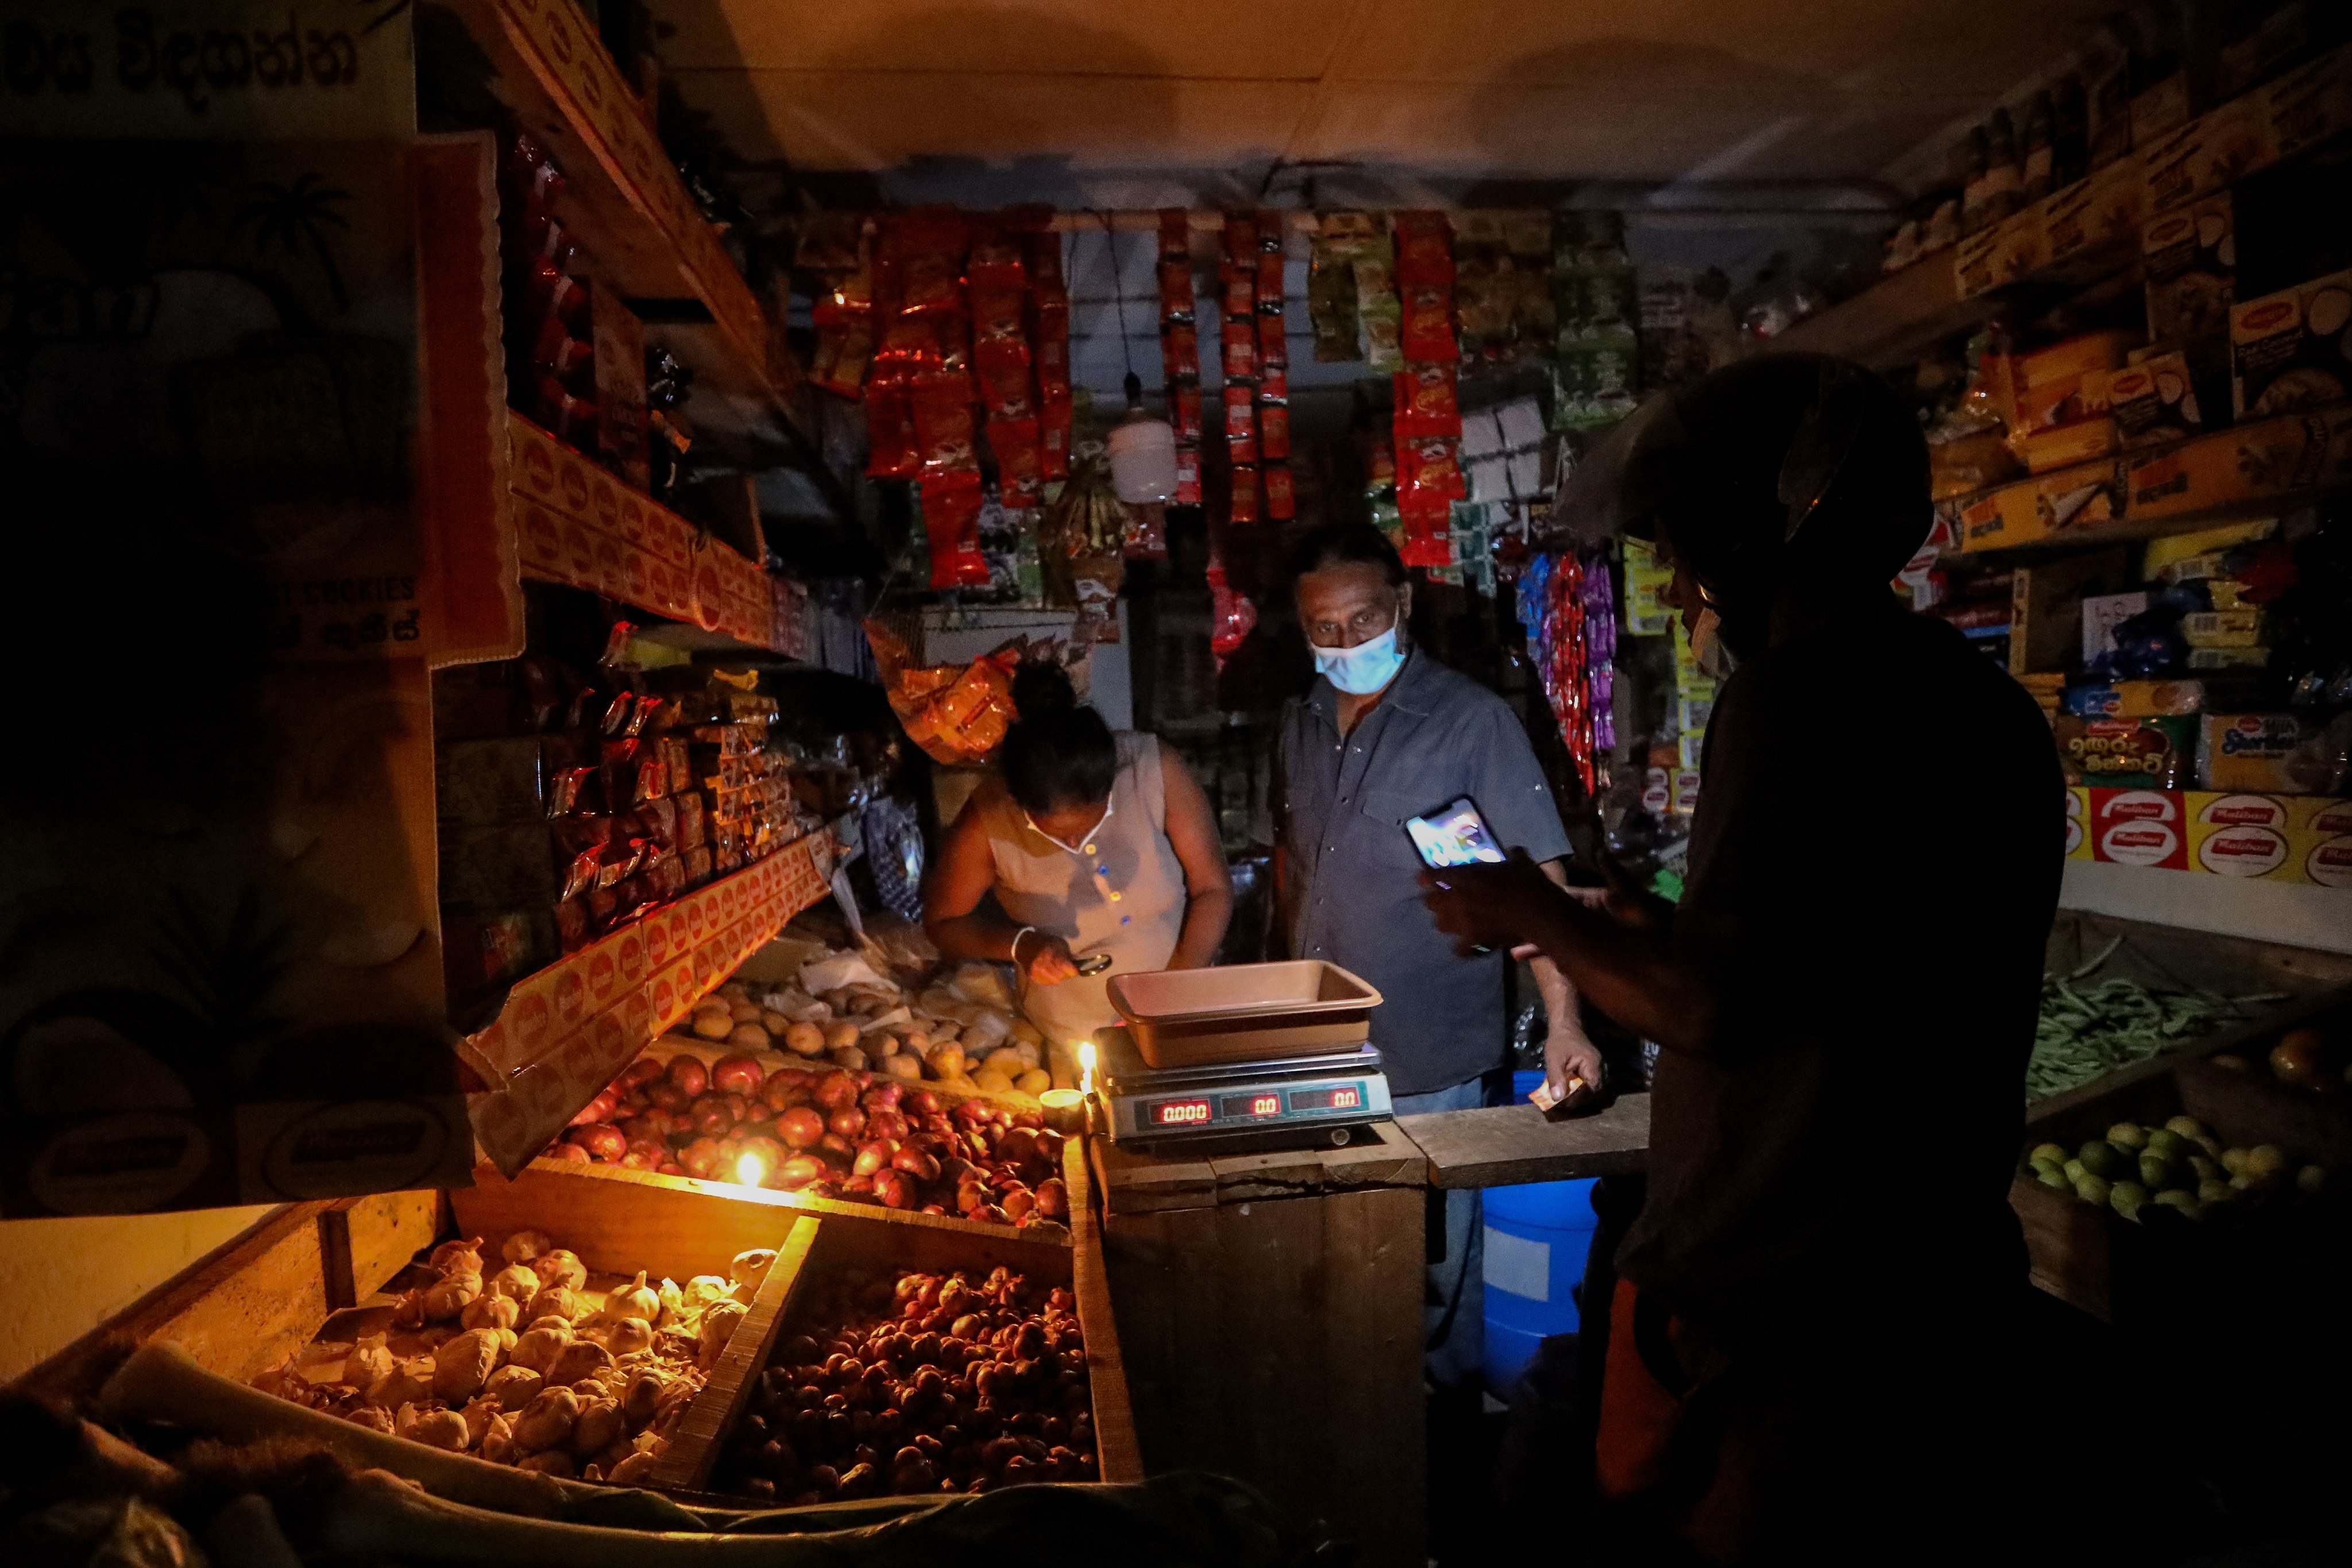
[1091,1122,1427,1568]
[1397,1092,1652,1189]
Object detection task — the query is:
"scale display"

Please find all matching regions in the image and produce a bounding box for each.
[1139,1081,1376,1132]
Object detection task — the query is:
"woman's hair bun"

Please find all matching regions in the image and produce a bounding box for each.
[1010,661,1079,719]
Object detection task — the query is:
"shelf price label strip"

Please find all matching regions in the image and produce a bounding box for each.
[465,823,840,1175]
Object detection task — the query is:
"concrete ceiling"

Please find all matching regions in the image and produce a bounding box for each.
[650,0,2118,195]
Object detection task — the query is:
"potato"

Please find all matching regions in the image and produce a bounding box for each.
[729,999,762,1024]
[1009,1018,1044,1048]
[884,1053,923,1081]
[760,1010,793,1036]
[692,1011,733,1041]
[783,1022,825,1057]
[926,1043,966,1079]
[728,1023,770,1051]
[973,1068,1014,1096]
[1016,1068,1052,1096]
[829,1045,870,1073]
[824,1021,862,1053]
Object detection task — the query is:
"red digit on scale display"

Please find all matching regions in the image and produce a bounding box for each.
[1152,1099,1211,1126]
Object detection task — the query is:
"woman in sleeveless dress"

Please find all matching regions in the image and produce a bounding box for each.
[923,665,1232,1048]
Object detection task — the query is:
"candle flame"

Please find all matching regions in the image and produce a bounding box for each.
[1076,1038,1097,1097]
[736,1152,767,1188]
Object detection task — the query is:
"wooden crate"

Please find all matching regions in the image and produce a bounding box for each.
[665,1134,1141,1500]
[2012,1056,2349,1323]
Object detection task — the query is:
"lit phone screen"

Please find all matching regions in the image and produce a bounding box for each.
[1405,797,1506,868]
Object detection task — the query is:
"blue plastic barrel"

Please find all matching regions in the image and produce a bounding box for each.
[1481,1070,1600,1395]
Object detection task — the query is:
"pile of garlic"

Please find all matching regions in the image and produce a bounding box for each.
[250,1230,778,1485]
[684,954,1052,1097]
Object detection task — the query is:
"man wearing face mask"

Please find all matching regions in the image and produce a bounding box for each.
[1254,521,1598,1392]
[1419,356,2063,1562]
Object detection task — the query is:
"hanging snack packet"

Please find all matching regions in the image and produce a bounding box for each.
[1258,310,1288,369]
[1163,321,1199,386]
[910,370,979,472]
[895,211,971,315]
[1175,442,1202,505]
[918,468,991,590]
[987,415,1043,507]
[1353,227,1404,372]
[1260,401,1291,462]
[866,375,920,478]
[1264,462,1296,520]
[1393,362,1463,438]
[1222,316,1258,381]
[1401,284,1458,366]
[1393,211,1457,286]
[1229,463,1262,523]
[1310,218,1368,362]
[1171,383,1204,443]
[975,335,1034,421]
[1225,383,1260,464]
[965,222,1026,292]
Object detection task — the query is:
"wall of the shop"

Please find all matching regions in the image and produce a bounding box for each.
[2062,864,2352,956]
[0,1205,279,1384]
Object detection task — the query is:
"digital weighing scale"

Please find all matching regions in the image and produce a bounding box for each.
[1090,1026,1393,1153]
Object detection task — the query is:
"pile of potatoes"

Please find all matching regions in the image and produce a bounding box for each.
[683,955,1053,1099]
[248,1230,777,1485]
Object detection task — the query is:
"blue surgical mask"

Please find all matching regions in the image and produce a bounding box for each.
[1312,625,1405,695]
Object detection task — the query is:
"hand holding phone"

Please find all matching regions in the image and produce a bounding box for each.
[1404,796,1507,869]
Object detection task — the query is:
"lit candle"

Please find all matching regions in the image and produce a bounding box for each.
[1076,1038,1097,1100]
[1039,1088,1087,1136]
[735,1151,767,1188]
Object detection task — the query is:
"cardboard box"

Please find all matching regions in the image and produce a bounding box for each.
[2060,679,2206,719]
[2064,786,2093,860]
[2061,715,2196,790]
[1622,536,1673,635]
[2106,354,2205,448]
[2140,97,2275,218]
[2124,408,2352,520]
[590,283,650,491]
[2289,800,2352,889]
[2010,372,2112,437]
[2141,196,2234,348]
[1955,460,2125,551]
[2015,418,2121,475]
[2261,41,2352,165]
[2184,790,2301,880]
[2088,787,2188,868]
[2230,270,2352,419]
[2182,610,2264,648]
[2199,712,2327,791]
[2042,156,2145,268]
[2009,549,2130,675]
[2015,331,2139,391]
[1956,211,2046,299]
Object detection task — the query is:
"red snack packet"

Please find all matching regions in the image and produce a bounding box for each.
[1172,383,1204,442]
[974,335,1034,420]
[1255,250,1285,303]
[1034,301,1071,399]
[920,468,990,589]
[970,284,1027,343]
[988,415,1043,507]
[1222,268,1256,320]
[1393,211,1455,285]
[1175,442,1202,505]
[1222,213,1257,265]
[1041,399,1072,481]
[1401,285,1457,364]
[1257,310,1288,368]
[1264,461,1296,520]
[1229,463,1262,523]
[893,211,970,315]
[682,844,713,885]
[1221,320,1258,381]
[1026,230,1067,303]
[1393,362,1463,438]
[555,895,592,952]
[1260,400,1291,461]
[1159,208,1192,260]
[1261,365,1288,403]
[1207,551,1258,669]
[1159,260,1195,322]
[909,371,979,471]
[966,223,1026,292]
[876,311,945,373]
[627,796,679,848]
[1161,322,1199,384]
[866,391,920,480]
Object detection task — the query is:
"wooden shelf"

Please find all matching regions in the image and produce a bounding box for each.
[463,820,847,1175]
[505,412,805,655]
[441,0,797,450]
[1939,404,2352,557]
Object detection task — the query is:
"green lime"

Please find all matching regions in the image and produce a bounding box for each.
[2139,1152,2183,1191]
[2245,1144,2291,1180]
[2296,1164,2328,1195]
[2164,1115,2211,1142]
[2064,1158,2087,1184]
[2221,1148,2248,1176]
[2152,1189,2202,1219]
[2109,1180,2149,1219]
[2106,1123,2148,1151]
[2198,1179,2234,1204]
[2036,1165,2072,1192]
[2229,1172,2256,1192]
[2030,1142,2069,1168]
[2187,1154,2220,1184]
[2144,1129,2187,1160]
[2073,1173,2112,1208]
[2077,1141,2128,1180]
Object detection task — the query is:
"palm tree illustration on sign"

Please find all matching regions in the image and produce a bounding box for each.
[235,173,356,316]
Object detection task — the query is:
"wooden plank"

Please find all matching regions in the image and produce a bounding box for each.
[653,1214,822,1493]
[1094,1119,1425,1215]
[1102,1183,1425,1568]
[1066,1135,1143,1484]
[331,1189,445,1303]
[1093,1138,1218,1216]
[144,1207,337,1384]
[1398,1094,1652,1189]
[450,1161,803,1287]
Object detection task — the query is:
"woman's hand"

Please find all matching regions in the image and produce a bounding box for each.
[1014,929,1080,986]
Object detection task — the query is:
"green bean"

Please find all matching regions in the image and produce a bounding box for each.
[2023,948,2274,1102]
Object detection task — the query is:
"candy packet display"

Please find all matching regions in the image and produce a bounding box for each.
[866,623,1021,764]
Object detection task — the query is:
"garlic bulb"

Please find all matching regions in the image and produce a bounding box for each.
[430,1236,485,1277]
[511,1387,580,1453]
[409,1409,470,1452]
[730,1249,777,1293]
[524,1284,585,1325]
[459,1293,519,1333]
[532,1249,588,1292]
[600,1270,661,1326]
[655,1278,685,1327]
[432,1328,502,1404]
[345,1334,394,1389]
[390,1289,428,1329]
[422,1273,481,1322]
[488,1262,540,1306]
[478,1411,517,1465]
[346,1407,395,1434]
[696,1301,747,1369]
[365,1359,433,1409]
[622,1370,665,1427]
[680,1276,732,1318]
[597,1318,655,1357]
[481,1364,543,1409]
[546,1338,614,1387]
[568,1398,624,1458]
[518,1450,576,1478]
[511,1326,571,1376]
[607,1449,659,1486]
[461,1398,503,1447]
[500,1229,554,1266]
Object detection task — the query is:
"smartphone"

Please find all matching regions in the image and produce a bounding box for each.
[1404,795,1507,869]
